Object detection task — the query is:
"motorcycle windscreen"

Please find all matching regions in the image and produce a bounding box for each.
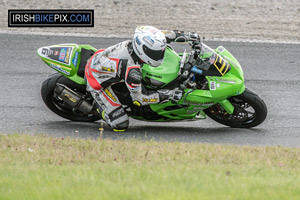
[196,52,231,77]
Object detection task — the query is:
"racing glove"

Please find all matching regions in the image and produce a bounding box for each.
[158,88,183,103]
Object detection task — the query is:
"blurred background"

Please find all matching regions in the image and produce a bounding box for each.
[1,0,300,42]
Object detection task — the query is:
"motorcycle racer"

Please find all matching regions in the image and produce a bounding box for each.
[85,26,197,131]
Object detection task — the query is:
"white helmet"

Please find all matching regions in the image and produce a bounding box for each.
[132,26,167,67]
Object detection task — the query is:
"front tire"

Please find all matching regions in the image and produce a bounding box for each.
[204,88,267,128]
[41,73,101,122]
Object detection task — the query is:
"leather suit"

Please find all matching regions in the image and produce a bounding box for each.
[85,40,161,130]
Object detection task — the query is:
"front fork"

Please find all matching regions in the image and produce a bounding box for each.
[219,99,234,114]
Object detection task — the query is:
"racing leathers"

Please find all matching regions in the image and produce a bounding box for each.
[85,40,182,131]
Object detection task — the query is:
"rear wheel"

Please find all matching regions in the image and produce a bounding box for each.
[204,88,267,128]
[41,73,101,122]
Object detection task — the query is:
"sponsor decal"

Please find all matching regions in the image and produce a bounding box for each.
[137,26,158,33]
[41,48,48,54]
[146,73,162,79]
[50,63,70,75]
[142,26,159,34]
[112,108,125,118]
[210,81,216,90]
[59,48,67,61]
[41,48,53,55]
[218,79,235,84]
[104,88,117,102]
[135,37,141,45]
[142,98,158,102]
[185,100,215,106]
[64,93,76,103]
[137,26,146,30]
[102,66,115,72]
[72,51,79,67]
[64,47,71,63]
[211,54,230,76]
[143,36,155,46]
[39,47,73,65]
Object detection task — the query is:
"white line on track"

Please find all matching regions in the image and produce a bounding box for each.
[1,30,300,45]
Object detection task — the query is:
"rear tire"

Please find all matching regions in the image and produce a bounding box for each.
[204,88,267,128]
[41,73,101,122]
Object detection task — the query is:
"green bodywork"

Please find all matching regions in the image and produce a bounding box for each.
[38,43,245,122]
[142,48,181,89]
[141,46,245,121]
[37,44,97,85]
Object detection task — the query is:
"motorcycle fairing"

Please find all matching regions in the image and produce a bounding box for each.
[142,47,181,89]
[37,44,97,85]
[38,46,73,65]
[148,45,245,120]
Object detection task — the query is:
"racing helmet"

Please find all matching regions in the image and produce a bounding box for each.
[132,26,167,67]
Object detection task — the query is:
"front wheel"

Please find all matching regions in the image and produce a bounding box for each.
[204,88,267,128]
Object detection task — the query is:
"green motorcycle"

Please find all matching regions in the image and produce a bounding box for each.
[37,40,267,128]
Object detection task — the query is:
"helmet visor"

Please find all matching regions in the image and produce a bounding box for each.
[142,45,165,61]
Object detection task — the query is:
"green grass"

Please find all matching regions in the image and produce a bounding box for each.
[1,134,300,200]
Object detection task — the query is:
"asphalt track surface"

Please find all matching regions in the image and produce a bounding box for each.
[0,33,299,147]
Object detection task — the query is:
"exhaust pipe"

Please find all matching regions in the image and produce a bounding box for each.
[54,83,95,114]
